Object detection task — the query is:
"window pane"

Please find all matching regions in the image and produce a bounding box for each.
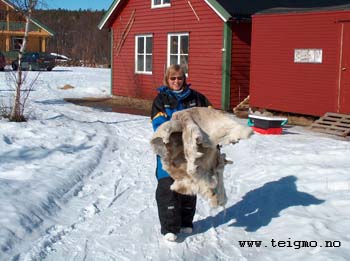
[137,55,144,71]
[146,55,152,71]
[154,0,161,5]
[180,55,188,69]
[146,37,152,53]
[170,36,178,54]
[13,38,23,51]
[180,36,188,54]
[0,10,6,21]
[182,64,188,74]
[138,37,144,53]
[163,0,171,3]
[170,55,178,65]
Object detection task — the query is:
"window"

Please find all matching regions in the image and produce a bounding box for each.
[135,35,153,74]
[12,37,23,51]
[0,10,6,21]
[152,0,170,8]
[168,33,189,74]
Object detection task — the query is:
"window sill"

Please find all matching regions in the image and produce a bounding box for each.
[135,71,153,75]
[151,4,171,9]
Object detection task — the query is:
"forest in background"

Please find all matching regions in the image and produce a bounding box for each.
[34,9,110,67]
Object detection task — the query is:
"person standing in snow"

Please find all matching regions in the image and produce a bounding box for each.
[150,64,212,242]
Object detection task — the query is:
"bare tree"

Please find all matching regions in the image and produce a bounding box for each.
[9,0,39,121]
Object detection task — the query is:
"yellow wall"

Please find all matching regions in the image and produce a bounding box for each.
[26,37,40,51]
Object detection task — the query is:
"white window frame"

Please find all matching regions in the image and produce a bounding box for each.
[135,34,153,74]
[167,33,189,74]
[151,0,171,9]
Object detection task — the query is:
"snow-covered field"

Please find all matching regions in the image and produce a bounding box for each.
[0,67,349,261]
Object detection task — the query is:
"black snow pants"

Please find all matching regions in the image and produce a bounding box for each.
[156,177,196,235]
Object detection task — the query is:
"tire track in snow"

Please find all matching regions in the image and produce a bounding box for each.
[26,117,157,260]
[20,119,140,260]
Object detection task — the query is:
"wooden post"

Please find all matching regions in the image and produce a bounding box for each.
[5,36,10,52]
[41,37,46,52]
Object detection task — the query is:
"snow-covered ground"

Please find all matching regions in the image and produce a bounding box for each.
[0,67,349,261]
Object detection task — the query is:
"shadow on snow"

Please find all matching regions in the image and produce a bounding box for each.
[194,175,325,233]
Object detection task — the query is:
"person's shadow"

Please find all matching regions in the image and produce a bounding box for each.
[193,175,325,233]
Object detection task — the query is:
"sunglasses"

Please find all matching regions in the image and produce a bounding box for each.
[169,76,184,81]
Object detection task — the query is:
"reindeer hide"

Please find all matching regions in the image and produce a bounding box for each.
[150,107,253,207]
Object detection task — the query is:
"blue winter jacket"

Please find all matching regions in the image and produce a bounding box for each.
[151,84,211,179]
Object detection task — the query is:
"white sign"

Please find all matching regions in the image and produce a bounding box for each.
[294,49,322,63]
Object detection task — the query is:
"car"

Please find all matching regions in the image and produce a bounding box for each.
[0,51,6,71]
[12,52,56,71]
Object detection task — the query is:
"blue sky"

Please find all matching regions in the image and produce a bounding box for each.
[44,0,112,10]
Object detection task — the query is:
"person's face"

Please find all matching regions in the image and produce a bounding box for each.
[168,71,184,91]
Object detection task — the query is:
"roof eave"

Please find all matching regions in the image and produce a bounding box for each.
[31,17,55,36]
[204,0,232,22]
[98,0,121,30]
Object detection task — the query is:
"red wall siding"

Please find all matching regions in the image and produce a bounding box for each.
[110,0,224,108]
[250,10,350,116]
[230,20,251,108]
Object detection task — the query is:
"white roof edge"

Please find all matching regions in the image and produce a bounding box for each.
[204,0,230,22]
[31,20,54,36]
[98,0,121,30]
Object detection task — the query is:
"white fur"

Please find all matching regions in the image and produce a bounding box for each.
[163,233,177,241]
[150,107,253,207]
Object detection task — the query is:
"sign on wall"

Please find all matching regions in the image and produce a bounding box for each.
[294,49,323,63]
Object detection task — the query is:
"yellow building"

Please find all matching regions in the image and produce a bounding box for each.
[0,0,54,61]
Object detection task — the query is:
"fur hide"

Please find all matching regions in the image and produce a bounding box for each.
[150,107,253,207]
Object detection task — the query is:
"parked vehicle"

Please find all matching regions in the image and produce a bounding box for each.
[0,51,6,71]
[12,52,56,71]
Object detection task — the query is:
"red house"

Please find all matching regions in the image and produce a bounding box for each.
[250,5,350,116]
[98,0,255,110]
[99,0,350,111]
